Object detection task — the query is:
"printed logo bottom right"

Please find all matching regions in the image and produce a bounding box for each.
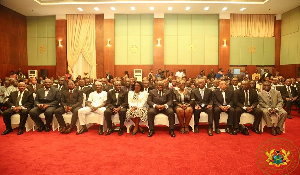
[256,138,300,174]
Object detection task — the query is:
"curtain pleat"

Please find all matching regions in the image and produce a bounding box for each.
[230,14,275,37]
[67,14,96,78]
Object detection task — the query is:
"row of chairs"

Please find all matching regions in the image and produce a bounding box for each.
[10,111,285,134]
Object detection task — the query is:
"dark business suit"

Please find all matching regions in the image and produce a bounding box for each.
[278,85,298,115]
[213,89,235,129]
[191,88,214,125]
[147,89,175,130]
[3,90,34,130]
[54,84,68,92]
[143,86,153,93]
[27,84,44,94]
[234,88,262,129]
[227,85,240,92]
[104,89,128,130]
[29,87,60,128]
[54,89,83,128]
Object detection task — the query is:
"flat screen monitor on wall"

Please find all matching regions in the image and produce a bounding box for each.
[233,68,240,75]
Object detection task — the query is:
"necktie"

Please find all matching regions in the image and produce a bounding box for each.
[16,92,22,107]
[159,91,162,97]
[200,89,204,98]
[245,90,249,107]
[69,90,73,99]
[288,86,292,98]
[222,91,226,105]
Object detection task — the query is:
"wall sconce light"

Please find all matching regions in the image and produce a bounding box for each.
[58,40,62,47]
[157,39,161,46]
[223,39,227,46]
[107,39,111,47]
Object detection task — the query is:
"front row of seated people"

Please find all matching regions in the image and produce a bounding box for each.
[1,78,287,137]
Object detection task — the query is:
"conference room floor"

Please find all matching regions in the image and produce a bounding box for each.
[0,109,299,175]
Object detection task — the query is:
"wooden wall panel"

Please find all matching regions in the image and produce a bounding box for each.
[153,18,164,73]
[56,19,67,77]
[274,20,281,73]
[219,19,230,72]
[165,65,219,78]
[0,5,27,79]
[96,14,104,78]
[279,64,300,78]
[103,19,115,77]
[114,65,153,78]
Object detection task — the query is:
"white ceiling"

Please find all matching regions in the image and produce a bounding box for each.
[1,0,300,19]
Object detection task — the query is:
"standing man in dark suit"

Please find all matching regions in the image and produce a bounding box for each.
[213,81,235,135]
[192,79,214,136]
[147,81,175,137]
[278,79,298,119]
[29,79,60,132]
[1,82,34,135]
[54,80,83,134]
[27,77,43,94]
[104,81,128,136]
[54,77,68,92]
[234,81,262,135]
[207,69,216,81]
[106,71,113,83]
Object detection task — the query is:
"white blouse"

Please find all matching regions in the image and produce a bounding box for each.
[128,91,148,108]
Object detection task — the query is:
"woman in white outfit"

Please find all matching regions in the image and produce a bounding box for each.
[126,81,148,135]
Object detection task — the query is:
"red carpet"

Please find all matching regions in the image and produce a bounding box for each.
[0,110,300,175]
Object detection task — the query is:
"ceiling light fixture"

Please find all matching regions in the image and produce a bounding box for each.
[186,7,190,11]
[94,7,99,11]
[149,7,154,11]
[77,8,83,11]
[240,8,246,11]
[168,7,172,11]
[222,7,228,11]
[204,7,209,11]
[111,7,116,11]
[130,7,135,11]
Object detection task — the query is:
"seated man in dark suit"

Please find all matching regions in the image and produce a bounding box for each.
[27,77,43,94]
[142,80,153,93]
[54,80,83,134]
[227,77,240,92]
[104,81,128,136]
[258,81,287,136]
[1,82,34,135]
[191,79,214,136]
[213,81,235,135]
[147,81,175,137]
[278,79,298,119]
[234,81,262,135]
[29,79,60,132]
[54,77,68,92]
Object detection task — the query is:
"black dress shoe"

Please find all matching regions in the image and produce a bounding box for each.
[118,128,123,136]
[169,130,176,137]
[208,127,213,136]
[275,127,282,135]
[99,125,104,135]
[131,131,137,135]
[105,129,113,136]
[225,127,232,135]
[232,129,238,135]
[37,125,45,132]
[45,127,51,132]
[1,129,13,135]
[64,127,73,134]
[271,127,277,136]
[17,129,24,135]
[287,115,292,119]
[242,127,249,135]
[252,128,261,134]
[138,126,145,134]
[60,127,67,134]
[76,127,88,135]
[215,128,220,134]
[194,126,199,133]
[148,130,155,137]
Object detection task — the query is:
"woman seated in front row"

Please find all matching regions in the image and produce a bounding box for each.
[126,81,148,135]
[173,80,193,134]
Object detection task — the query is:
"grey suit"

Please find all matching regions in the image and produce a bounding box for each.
[258,89,287,129]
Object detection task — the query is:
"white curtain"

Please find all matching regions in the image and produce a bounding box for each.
[72,53,93,79]
[67,14,96,79]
